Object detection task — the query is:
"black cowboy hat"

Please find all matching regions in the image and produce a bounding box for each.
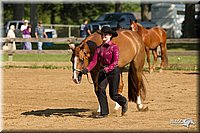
[98,26,118,37]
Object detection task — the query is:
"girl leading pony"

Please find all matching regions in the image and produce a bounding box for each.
[70,29,148,114]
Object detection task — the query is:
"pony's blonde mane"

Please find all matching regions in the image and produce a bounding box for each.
[136,22,145,29]
[136,22,142,27]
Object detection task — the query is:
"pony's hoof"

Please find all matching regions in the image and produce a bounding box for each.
[137,105,149,112]
[149,69,153,74]
[159,69,163,73]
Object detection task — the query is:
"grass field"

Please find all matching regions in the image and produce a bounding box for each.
[2,53,198,71]
[15,42,200,51]
[2,54,71,62]
[2,53,198,64]
[2,43,199,71]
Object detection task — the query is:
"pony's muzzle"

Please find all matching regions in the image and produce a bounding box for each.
[72,71,82,84]
[73,78,81,84]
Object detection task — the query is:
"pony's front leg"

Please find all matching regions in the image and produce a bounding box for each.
[114,71,124,110]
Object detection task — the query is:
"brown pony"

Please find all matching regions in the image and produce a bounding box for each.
[70,29,148,112]
[130,20,168,73]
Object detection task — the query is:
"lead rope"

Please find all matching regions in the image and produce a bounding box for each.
[74,68,94,84]
[83,47,105,88]
[86,73,94,84]
[81,46,107,89]
[75,68,97,85]
[86,71,105,91]
[86,70,106,91]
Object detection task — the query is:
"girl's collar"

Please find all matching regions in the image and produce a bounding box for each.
[104,40,112,45]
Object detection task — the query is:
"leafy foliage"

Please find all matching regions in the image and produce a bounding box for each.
[3,2,140,25]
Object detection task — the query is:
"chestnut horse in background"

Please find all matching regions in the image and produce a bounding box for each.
[70,29,148,113]
[130,20,168,73]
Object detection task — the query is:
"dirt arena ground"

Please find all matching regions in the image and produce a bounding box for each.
[2,66,199,132]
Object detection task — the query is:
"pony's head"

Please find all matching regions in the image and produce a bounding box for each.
[130,20,138,31]
[70,40,96,84]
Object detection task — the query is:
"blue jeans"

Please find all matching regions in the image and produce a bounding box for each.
[37,42,43,50]
[23,35,32,50]
[24,42,32,50]
[82,34,87,38]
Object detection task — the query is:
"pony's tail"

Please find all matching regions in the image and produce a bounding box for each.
[128,63,146,103]
[162,30,168,68]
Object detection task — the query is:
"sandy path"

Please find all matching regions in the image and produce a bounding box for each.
[2,68,199,132]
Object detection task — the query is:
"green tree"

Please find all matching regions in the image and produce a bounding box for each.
[38,4,62,24]
[3,2,140,25]
[13,4,24,20]
[182,4,196,37]
[59,3,114,25]
[121,2,140,12]
[3,4,14,22]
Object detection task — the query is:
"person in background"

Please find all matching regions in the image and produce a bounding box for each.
[22,24,32,50]
[20,19,28,32]
[80,19,91,38]
[80,26,128,118]
[4,25,16,53]
[20,20,29,50]
[35,21,48,53]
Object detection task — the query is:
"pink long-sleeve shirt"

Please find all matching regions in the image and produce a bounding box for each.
[87,41,119,73]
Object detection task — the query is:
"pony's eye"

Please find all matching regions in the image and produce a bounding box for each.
[79,58,84,62]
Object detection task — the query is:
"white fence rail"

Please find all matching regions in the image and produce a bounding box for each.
[0,37,84,43]
[43,24,80,37]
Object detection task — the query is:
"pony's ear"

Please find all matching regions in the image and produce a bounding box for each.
[134,19,138,23]
[69,43,75,50]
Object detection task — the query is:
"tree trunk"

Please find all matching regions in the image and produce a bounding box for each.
[115,2,122,12]
[51,6,56,24]
[13,4,24,20]
[141,4,150,21]
[30,4,38,36]
[182,4,196,38]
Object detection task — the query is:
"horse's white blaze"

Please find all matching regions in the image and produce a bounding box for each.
[131,24,136,31]
[73,56,78,79]
[73,56,81,84]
